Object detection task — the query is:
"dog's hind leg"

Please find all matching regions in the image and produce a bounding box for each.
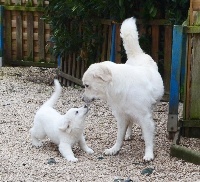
[30,126,46,147]
[124,121,133,141]
[140,114,155,161]
[104,114,128,155]
[59,142,78,162]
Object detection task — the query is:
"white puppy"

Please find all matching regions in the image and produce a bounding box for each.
[30,79,94,162]
[82,17,164,161]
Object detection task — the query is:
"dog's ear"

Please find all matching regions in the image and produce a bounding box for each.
[59,120,72,133]
[93,64,112,82]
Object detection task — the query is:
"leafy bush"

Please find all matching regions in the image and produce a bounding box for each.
[44,0,189,62]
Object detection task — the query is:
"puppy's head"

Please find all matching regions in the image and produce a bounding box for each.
[82,62,112,103]
[59,105,88,133]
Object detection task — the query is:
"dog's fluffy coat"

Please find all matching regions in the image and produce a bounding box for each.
[82,17,164,161]
[30,80,94,162]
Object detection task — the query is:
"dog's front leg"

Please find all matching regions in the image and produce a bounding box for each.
[104,116,128,155]
[79,135,94,154]
[59,142,78,162]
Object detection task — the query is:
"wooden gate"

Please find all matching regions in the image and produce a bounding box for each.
[1,0,56,67]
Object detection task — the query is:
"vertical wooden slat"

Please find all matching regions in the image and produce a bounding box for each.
[164,25,172,96]
[76,59,80,80]
[190,33,200,118]
[101,24,107,61]
[63,54,67,86]
[107,25,112,60]
[138,24,146,36]
[38,12,45,61]
[185,35,192,119]
[16,10,23,60]
[67,54,72,86]
[71,53,76,87]
[27,11,34,60]
[5,10,12,62]
[151,25,159,62]
[115,24,121,63]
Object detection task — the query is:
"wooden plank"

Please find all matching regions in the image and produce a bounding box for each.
[115,24,121,63]
[16,10,23,60]
[168,25,184,133]
[38,12,45,61]
[107,25,112,60]
[192,0,200,11]
[163,25,172,96]
[4,10,12,62]
[184,26,200,33]
[57,71,82,86]
[185,35,192,119]
[71,53,76,87]
[190,33,200,119]
[67,54,72,86]
[76,58,81,80]
[151,25,159,62]
[26,11,34,61]
[170,144,200,165]
[101,24,107,61]
[138,24,146,36]
[4,6,44,11]
[63,54,67,85]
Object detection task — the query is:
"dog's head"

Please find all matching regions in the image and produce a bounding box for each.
[59,105,88,133]
[82,62,112,103]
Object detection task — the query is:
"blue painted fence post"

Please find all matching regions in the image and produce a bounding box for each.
[168,25,186,134]
[0,6,4,67]
[110,23,116,62]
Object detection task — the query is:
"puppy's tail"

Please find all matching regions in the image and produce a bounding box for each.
[120,17,143,59]
[43,79,62,107]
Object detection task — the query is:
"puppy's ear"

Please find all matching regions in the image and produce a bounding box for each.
[59,120,72,133]
[93,64,112,82]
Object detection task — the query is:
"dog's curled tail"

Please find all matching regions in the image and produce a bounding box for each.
[120,17,143,59]
[43,79,62,107]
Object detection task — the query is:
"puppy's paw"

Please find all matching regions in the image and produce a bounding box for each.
[67,157,78,162]
[104,147,119,156]
[85,148,94,154]
[143,153,154,161]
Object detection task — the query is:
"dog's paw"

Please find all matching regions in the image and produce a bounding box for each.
[104,147,119,156]
[124,135,133,141]
[67,157,78,162]
[32,141,43,148]
[85,148,94,154]
[143,153,154,161]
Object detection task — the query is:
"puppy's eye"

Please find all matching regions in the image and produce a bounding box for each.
[85,84,89,88]
[75,111,79,115]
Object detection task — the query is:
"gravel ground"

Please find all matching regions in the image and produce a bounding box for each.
[0,66,199,182]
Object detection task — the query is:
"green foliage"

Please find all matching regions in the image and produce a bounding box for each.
[44,0,189,63]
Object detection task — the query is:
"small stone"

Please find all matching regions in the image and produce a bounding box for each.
[97,156,104,160]
[47,158,56,165]
[141,167,154,176]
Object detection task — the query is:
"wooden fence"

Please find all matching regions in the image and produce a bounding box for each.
[1,0,56,67]
[1,1,173,98]
[58,19,173,98]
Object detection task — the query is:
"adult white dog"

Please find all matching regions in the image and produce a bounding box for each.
[82,17,164,161]
[30,79,94,162]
